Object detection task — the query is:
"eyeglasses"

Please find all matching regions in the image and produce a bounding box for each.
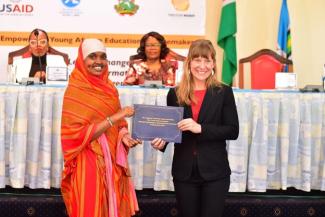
[145,43,161,48]
[191,58,214,66]
[29,39,48,47]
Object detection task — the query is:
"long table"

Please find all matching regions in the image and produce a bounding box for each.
[0,84,324,192]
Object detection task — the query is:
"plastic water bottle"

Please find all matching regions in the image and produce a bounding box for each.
[68,64,74,76]
[7,65,16,83]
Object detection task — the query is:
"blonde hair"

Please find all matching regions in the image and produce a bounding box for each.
[176,39,221,105]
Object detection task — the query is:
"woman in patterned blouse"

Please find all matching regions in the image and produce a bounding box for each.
[123,31,179,86]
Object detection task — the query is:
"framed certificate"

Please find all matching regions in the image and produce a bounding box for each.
[132,104,184,143]
[46,66,68,84]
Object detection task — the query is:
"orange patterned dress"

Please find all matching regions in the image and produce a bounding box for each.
[61,42,138,217]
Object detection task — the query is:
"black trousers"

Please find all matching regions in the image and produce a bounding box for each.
[173,176,230,217]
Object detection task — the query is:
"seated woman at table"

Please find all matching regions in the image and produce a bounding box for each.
[8,28,69,83]
[61,38,140,217]
[123,31,185,86]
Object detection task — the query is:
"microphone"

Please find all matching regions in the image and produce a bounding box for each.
[34,29,44,83]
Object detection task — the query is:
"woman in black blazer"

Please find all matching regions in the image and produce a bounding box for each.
[151,39,239,217]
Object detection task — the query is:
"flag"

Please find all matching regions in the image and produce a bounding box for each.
[217,0,237,85]
[277,0,291,60]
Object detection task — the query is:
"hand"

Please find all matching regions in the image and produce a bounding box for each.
[178,118,201,134]
[34,71,46,80]
[124,77,136,84]
[121,106,134,118]
[151,138,166,150]
[122,133,141,148]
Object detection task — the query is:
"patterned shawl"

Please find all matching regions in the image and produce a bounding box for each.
[61,41,138,217]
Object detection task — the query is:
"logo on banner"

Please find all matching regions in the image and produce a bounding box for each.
[168,0,194,18]
[61,0,80,8]
[171,0,190,11]
[0,0,34,16]
[114,0,139,16]
[60,0,82,16]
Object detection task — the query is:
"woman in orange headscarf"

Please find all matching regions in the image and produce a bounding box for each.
[61,38,140,217]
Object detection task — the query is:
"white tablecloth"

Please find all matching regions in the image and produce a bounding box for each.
[0,85,324,192]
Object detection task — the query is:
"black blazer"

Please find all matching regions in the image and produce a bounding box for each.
[167,85,239,181]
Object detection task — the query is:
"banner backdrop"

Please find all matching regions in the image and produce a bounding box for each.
[0,0,206,83]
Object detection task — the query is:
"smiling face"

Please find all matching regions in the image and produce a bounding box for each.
[190,55,215,85]
[144,36,161,60]
[84,52,108,76]
[28,31,49,56]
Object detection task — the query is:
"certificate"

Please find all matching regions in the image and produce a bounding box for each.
[46,66,68,84]
[132,104,184,143]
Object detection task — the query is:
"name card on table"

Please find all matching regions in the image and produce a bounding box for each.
[46,66,68,85]
[275,72,297,90]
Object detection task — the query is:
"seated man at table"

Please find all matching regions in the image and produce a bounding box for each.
[8,28,69,83]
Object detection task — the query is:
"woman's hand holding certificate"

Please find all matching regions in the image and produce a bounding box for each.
[151,138,167,150]
[177,118,201,134]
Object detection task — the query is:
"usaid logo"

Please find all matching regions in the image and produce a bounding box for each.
[1,0,34,14]
[61,0,80,8]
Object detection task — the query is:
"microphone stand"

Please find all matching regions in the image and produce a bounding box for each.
[34,30,44,83]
